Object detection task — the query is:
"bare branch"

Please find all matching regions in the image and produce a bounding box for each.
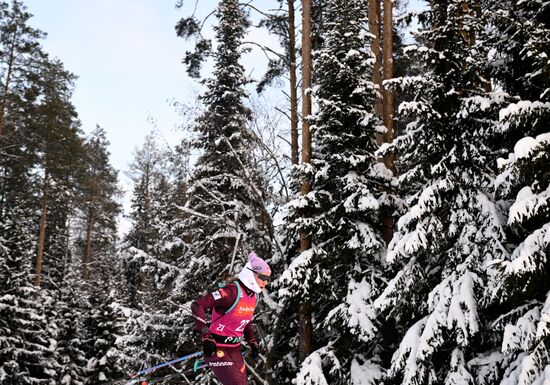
[242,40,288,66]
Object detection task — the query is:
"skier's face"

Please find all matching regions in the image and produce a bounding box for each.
[253,270,271,289]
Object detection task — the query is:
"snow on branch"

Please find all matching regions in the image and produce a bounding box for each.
[278,248,316,298]
[345,278,378,342]
[296,346,342,385]
[502,223,550,277]
[508,186,550,227]
[389,317,429,385]
[350,358,385,385]
[498,101,550,133]
[502,307,540,354]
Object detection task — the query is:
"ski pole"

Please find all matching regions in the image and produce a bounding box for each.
[132,351,203,377]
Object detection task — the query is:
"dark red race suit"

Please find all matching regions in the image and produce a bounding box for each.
[191,280,258,385]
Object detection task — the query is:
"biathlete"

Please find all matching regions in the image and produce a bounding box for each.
[191,252,271,385]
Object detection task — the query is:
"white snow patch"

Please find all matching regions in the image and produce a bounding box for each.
[504,223,550,276]
[514,137,540,159]
[502,307,540,354]
[351,358,384,385]
[346,278,378,341]
[536,291,550,341]
[499,101,550,122]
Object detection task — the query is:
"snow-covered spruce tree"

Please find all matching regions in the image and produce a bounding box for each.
[488,134,550,385]
[53,161,120,385]
[125,134,166,255]
[478,2,550,384]
[116,248,186,378]
[117,135,186,375]
[157,139,193,265]
[54,270,89,385]
[40,179,75,287]
[0,205,54,384]
[279,0,392,383]
[0,206,58,384]
[150,173,181,263]
[372,2,512,384]
[122,134,171,308]
[178,0,272,291]
[0,4,60,382]
[80,248,126,384]
[0,284,58,384]
[484,0,550,108]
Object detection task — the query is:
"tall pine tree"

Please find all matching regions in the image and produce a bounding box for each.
[77,125,121,282]
[371,1,510,384]
[279,0,392,383]
[179,0,272,287]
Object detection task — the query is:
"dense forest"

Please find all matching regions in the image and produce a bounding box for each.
[0,0,549,384]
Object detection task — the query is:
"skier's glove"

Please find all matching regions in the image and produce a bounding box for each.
[249,341,260,360]
[202,335,217,358]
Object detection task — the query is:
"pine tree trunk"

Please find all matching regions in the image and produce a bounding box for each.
[82,206,95,281]
[299,0,313,364]
[459,2,491,92]
[0,28,17,146]
[35,168,49,287]
[369,0,383,142]
[266,2,300,381]
[139,166,151,293]
[144,165,150,251]
[460,2,476,46]
[382,0,395,169]
[289,0,299,166]
[381,0,396,244]
[83,173,97,281]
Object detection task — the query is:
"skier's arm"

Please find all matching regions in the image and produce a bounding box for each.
[244,321,261,359]
[244,320,257,344]
[191,285,236,337]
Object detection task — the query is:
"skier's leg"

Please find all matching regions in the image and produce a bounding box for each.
[206,346,247,385]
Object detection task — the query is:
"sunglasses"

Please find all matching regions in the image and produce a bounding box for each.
[247,267,271,282]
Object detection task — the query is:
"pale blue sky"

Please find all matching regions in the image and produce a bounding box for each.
[24,0,277,176]
[25,1,194,170]
[23,0,278,233]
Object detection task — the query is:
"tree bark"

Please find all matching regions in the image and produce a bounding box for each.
[288,0,299,166]
[35,122,53,288]
[460,1,491,92]
[82,206,95,281]
[381,0,396,245]
[35,168,49,287]
[82,169,97,281]
[368,0,383,140]
[299,0,313,364]
[265,302,286,385]
[266,2,300,381]
[382,0,395,171]
[0,26,18,146]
